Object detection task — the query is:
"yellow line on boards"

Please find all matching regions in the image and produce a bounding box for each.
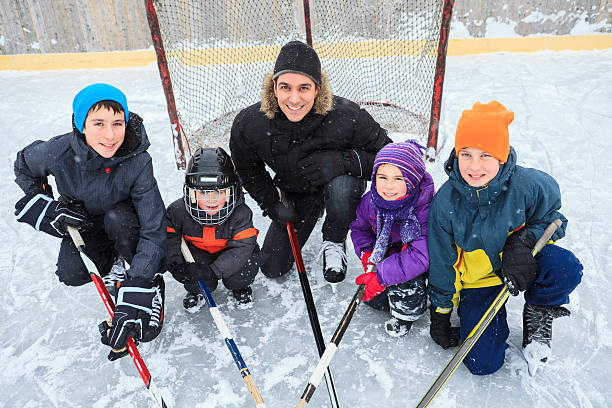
[1,35,611,71]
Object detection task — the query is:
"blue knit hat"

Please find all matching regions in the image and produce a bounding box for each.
[72,83,129,132]
[372,139,426,193]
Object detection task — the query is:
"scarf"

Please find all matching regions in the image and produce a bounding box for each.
[369,185,421,264]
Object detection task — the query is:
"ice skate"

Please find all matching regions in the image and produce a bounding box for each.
[318,240,347,290]
[522,303,570,376]
[232,286,253,307]
[384,317,413,337]
[103,256,126,298]
[183,292,204,312]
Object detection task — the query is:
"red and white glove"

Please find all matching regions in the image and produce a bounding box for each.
[355,272,386,302]
[360,250,374,272]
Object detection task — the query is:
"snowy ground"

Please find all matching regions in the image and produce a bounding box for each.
[1,48,612,408]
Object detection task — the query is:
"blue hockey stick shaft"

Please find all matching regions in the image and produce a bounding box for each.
[180,238,266,407]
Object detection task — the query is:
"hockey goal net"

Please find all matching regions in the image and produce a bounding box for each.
[146,0,454,168]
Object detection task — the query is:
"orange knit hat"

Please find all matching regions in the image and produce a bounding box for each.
[454,101,514,162]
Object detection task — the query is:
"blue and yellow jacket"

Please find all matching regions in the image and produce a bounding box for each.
[427,147,567,311]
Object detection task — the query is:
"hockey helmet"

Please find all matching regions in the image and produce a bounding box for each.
[183,147,239,225]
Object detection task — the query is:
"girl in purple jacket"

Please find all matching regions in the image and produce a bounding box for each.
[349,140,435,337]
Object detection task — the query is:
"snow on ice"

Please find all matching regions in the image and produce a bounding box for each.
[1,48,611,407]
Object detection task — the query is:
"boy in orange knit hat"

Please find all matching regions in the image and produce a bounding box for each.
[427,100,583,375]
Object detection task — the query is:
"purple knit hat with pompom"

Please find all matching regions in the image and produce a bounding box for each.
[371,139,426,193]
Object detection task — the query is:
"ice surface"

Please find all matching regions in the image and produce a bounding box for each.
[1,49,612,407]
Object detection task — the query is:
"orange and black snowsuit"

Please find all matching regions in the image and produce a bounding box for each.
[164,195,260,291]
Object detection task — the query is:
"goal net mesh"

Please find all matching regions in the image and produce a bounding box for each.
[150,0,445,152]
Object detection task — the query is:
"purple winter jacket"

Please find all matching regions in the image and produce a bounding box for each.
[349,172,435,286]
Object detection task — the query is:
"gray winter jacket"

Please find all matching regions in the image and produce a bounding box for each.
[14,113,166,280]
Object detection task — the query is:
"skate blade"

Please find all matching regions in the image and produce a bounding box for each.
[527,361,538,377]
[527,357,548,377]
[328,281,339,294]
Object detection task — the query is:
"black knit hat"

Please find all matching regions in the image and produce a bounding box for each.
[273,40,321,85]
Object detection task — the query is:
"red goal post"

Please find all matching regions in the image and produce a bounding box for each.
[145,0,454,169]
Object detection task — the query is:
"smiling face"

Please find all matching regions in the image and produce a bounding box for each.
[457,147,502,187]
[194,189,228,215]
[273,72,319,122]
[375,163,408,201]
[82,107,126,158]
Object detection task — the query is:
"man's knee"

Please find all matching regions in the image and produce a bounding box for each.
[325,175,366,207]
[261,254,293,278]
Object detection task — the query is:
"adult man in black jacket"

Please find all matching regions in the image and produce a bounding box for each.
[230,41,392,283]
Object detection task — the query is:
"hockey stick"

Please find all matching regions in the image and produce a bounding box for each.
[180,238,266,408]
[416,219,562,408]
[286,222,341,408]
[66,226,169,408]
[296,280,367,407]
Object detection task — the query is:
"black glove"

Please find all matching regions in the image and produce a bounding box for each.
[171,262,215,283]
[298,150,364,186]
[498,228,539,296]
[15,190,86,238]
[99,277,162,361]
[263,200,299,224]
[429,305,460,349]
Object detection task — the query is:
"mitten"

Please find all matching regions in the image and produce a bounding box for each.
[499,228,539,296]
[355,272,386,302]
[429,305,460,349]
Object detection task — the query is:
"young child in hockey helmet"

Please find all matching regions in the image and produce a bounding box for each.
[184,147,239,226]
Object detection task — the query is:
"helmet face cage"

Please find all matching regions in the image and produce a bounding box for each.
[183,183,236,226]
[183,147,238,226]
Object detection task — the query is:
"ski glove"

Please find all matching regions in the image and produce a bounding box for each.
[15,190,86,238]
[171,262,215,284]
[355,272,386,302]
[498,228,539,296]
[263,200,300,224]
[429,305,460,349]
[100,277,164,361]
[297,150,363,186]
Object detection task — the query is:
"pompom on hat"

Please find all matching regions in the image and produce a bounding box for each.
[72,83,129,133]
[454,100,514,162]
[273,40,322,85]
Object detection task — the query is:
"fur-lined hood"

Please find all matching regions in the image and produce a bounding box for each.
[260,72,334,119]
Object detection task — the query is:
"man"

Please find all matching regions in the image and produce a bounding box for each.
[230,40,391,283]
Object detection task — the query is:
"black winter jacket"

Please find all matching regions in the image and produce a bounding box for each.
[14,113,166,280]
[165,195,258,280]
[230,96,392,211]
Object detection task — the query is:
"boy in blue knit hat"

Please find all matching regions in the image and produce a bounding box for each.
[14,83,167,361]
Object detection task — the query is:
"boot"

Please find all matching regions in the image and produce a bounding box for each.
[232,286,253,305]
[384,317,413,337]
[103,256,126,298]
[318,240,347,283]
[522,303,570,375]
[183,292,204,310]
